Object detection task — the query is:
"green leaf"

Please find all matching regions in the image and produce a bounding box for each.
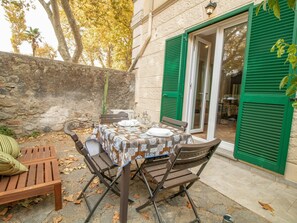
[292,101,297,109]
[290,75,297,84]
[256,2,264,15]
[287,0,296,9]
[286,84,296,96]
[273,1,281,19]
[279,75,289,89]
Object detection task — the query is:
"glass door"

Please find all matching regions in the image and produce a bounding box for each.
[189,37,211,133]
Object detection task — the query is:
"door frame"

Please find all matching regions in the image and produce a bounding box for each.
[183,13,248,151]
[188,37,212,133]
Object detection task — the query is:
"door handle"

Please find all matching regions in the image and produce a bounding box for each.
[163,94,168,97]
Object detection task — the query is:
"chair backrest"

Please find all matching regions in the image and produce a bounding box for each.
[168,138,221,173]
[100,112,129,124]
[64,121,85,155]
[161,116,188,131]
[64,120,104,175]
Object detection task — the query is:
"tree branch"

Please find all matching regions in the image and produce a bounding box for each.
[60,0,83,63]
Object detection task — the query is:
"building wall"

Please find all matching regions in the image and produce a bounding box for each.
[131,0,297,183]
[0,52,135,136]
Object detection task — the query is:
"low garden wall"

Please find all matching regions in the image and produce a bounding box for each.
[0,52,135,136]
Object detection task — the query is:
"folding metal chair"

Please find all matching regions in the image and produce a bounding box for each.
[131,117,188,180]
[100,112,129,124]
[135,138,221,223]
[161,116,188,131]
[64,121,132,223]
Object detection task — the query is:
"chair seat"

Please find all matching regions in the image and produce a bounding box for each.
[143,163,198,189]
[85,152,115,173]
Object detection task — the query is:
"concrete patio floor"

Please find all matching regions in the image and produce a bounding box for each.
[0,129,287,223]
[200,152,297,223]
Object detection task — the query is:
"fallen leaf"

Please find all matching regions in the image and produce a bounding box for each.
[53,216,63,223]
[104,203,113,209]
[34,197,43,203]
[0,208,8,216]
[20,199,31,208]
[258,201,274,213]
[74,199,82,205]
[2,214,12,222]
[96,189,104,194]
[141,212,150,220]
[186,201,192,209]
[64,194,74,202]
[133,194,140,199]
[112,211,120,223]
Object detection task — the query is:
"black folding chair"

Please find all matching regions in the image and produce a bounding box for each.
[161,116,188,131]
[64,121,132,223]
[135,138,221,223]
[100,112,129,124]
[131,117,188,180]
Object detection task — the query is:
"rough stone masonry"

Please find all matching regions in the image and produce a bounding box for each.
[0,52,135,136]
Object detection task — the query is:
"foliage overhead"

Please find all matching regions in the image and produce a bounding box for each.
[60,0,133,70]
[35,42,56,59]
[258,0,297,107]
[1,0,29,53]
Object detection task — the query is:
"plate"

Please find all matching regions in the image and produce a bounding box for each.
[146,128,173,137]
[118,119,140,127]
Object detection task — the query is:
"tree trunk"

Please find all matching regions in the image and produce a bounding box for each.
[38,0,71,61]
[60,0,83,63]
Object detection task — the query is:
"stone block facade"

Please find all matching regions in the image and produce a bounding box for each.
[0,52,134,135]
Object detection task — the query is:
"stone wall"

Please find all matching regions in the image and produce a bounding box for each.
[0,52,135,135]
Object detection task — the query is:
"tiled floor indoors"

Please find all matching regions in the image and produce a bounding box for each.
[198,151,297,223]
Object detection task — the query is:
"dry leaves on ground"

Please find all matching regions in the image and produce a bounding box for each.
[112,211,120,223]
[64,194,74,202]
[186,201,192,209]
[0,208,8,216]
[133,194,140,199]
[90,178,100,188]
[141,212,150,220]
[258,201,274,213]
[53,216,63,223]
[2,214,13,222]
[104,203,114,209]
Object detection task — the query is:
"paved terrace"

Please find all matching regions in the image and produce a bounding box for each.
[0,129,293,223]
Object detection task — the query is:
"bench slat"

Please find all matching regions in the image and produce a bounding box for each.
[36,163,44,184]
[6,175,19,191]
[16,171,28,189]
[27,164,36,186]
[51,160,60,181]
[45,161,52,182]
[0,177,9,192]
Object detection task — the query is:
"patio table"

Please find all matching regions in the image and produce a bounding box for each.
[97,123,193,222]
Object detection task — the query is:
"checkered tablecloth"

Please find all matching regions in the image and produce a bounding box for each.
[97,123,193,169]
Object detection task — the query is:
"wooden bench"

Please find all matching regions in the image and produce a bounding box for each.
[0,146,62,211]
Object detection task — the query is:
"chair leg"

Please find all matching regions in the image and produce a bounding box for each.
[131,159,141,180]
[184,189,201,223]
[78,175,96,200]
[152,201,163,223]
[85,176,118,223]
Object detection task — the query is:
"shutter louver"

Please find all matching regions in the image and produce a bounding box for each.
[160,34,187,120]
[234,2,295,174]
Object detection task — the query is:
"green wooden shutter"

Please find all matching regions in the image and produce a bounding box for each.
[160,34,187,121]
[234,2,296,174]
